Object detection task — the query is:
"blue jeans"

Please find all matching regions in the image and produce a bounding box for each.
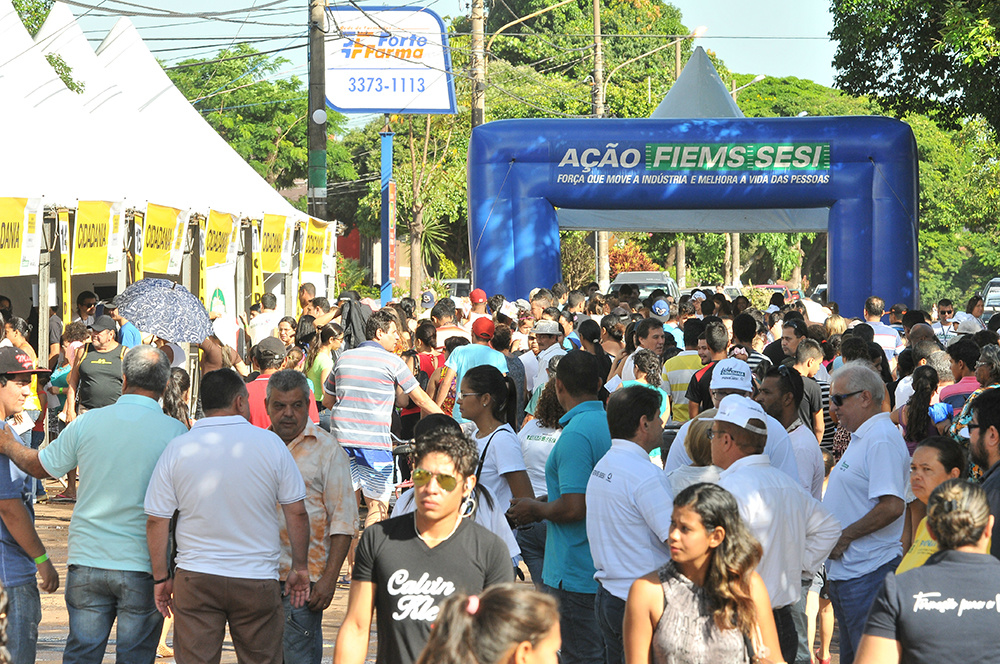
[827,558,899,664]
[281,582,323,664]
[791,577,812,664]
[63,565,163,664]
[595,584,626,664]
[6,581,41,664]
[515,521,547,589]
[544,584,603,664]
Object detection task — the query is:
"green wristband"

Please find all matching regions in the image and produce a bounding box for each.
[34,552,48,564]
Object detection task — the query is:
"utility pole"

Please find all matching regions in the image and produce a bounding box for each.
[593,0,610,291]
[470,0,486,128]
[308,0,328,220]
[673,43,685,289]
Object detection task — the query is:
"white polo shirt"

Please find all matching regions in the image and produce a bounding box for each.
[586,439,674,601]
[719,454,841,607]
[663,412,800,484]
[823,412,909,581]
[144,416,307,580]
[531,344,566,393]
[788,420,825,500]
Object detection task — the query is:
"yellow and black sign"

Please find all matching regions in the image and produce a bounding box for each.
[302,217,328,273]
[72,201,124,275]
[143,203,188,275]
[205,209,238,268]
[261,214,290,274]
[0,197,43,277]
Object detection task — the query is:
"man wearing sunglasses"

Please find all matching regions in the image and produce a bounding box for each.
[823,361,909,664]
[932,298,957,345]
[335,431,512,664]
[72,290,98,327]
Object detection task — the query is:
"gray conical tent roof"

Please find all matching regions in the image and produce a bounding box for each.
[650,46,744,119]
[557,46,826,253]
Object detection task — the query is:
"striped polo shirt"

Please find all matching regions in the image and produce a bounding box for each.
[326,341,418,451]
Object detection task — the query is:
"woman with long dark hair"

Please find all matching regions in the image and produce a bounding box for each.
[459,365,534,513]
[162,367,192,429]
[579,318,613,384]
[624,483,784,664]
[304,324,342,410]
[276,316,297,348]
[890,365,946,455]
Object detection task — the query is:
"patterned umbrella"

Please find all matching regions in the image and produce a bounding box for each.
[114,278,212,343]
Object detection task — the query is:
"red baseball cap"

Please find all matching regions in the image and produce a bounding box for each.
[472,317,495,340]
[470,288,487,304]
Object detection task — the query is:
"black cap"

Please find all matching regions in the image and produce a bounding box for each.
[0,347,50,376]
[88,315,116,333]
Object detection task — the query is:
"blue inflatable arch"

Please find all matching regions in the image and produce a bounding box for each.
[467,116,918,316]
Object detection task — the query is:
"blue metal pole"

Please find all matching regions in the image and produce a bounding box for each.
[380,130,394,307]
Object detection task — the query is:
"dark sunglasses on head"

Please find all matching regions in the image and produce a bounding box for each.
[412,468,459,492]
[830,390,863,407]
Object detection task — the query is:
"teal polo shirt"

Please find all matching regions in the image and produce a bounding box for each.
[40,394,189,573]
[541,399,611,594]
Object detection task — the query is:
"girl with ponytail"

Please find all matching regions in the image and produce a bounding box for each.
[416,584,559,664]
[459,365,533,561]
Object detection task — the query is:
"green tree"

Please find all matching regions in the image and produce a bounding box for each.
[13,0,51,36]
[831,0,1000,132]
[167,45,349,191]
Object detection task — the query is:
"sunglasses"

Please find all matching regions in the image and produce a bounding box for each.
[830,390,863,407]
[412,468,459,492]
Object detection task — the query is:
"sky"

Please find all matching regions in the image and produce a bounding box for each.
[71,0,837,92]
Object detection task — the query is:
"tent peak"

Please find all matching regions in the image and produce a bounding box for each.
[650,46,745,119]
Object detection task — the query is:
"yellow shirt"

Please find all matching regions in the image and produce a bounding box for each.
[897,517,937,574]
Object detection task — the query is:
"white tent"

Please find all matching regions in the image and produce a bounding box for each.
[0,0,122,202]
[92,14,302,219]
[2,0,302,220]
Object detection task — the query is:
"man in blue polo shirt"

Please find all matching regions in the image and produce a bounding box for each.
[508,350,611,664]
[0,344,188,664]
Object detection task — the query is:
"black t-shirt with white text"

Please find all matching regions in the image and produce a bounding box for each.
[353,513,513,664]
[864,549,1000,664]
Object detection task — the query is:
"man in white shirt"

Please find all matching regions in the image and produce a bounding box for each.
[587,385,674,664]
[755,367,825,500]
[931,298,957,344]
[248,292,283,346]
[663,358,800,483]
[863,296,905,370]
[712,395,840,664]
[530,320,566,392]
[823,361,909,664]
[145,369,311,664]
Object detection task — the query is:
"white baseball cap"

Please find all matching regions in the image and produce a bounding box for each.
[714,395,768,435]
[709,358,753,392]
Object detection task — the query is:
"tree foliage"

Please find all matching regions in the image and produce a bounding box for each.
[831,0,1000,132]
[13,0,51,36]
[609,240,658,277]
[560,231,597,288]
[167,44,349,190]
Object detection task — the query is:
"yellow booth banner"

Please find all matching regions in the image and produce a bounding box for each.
[72,200,125,275]
[0,197,43,277]
[142,203,188,275]
[261,214,293,273]
[205,209,239,268]
[323,225,336,274]
[301,217,328,273]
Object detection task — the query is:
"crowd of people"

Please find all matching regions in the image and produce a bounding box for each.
[0,280,999,664]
